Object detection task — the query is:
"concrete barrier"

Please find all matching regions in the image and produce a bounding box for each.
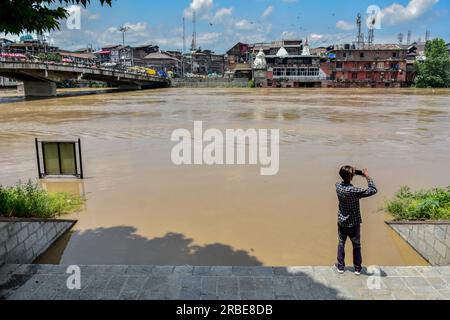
[0,218,76,266]
[387,221,450,266]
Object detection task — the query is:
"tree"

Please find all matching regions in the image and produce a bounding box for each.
[0,0,112,35]
[415,38,450,88]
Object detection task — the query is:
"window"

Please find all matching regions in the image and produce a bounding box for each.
[352,73,358,80]
[36,139,84,179]
[392,52,398,58]
[336,62,343,69]
[360,52,365,58]
[343,52,347,58]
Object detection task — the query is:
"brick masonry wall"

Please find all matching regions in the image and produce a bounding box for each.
[387,222,450,266]
[0,219,76,266]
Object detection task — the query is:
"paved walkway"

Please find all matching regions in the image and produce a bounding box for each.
[1,264,449,300]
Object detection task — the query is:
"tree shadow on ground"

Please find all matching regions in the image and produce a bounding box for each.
[38,226,263,266]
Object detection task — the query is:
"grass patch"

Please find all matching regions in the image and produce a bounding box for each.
[385,186,450,221]
[0,181,84,219]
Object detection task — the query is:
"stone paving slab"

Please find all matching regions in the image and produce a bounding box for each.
[1,264,449,300]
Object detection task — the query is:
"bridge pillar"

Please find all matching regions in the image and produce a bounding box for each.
[18,81,57,97]
[117,83,142,90]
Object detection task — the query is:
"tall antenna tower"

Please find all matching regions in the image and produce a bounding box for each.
[190,10,197,51]
[398,33,404,45]
[407,30,412,45]
[367,13,376,46]
[182,17,186,54]
[367,28,374,46]
[356,13,364,48]
[425,30,430,42]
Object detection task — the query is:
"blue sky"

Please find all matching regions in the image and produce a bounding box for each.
[4,0,450,52]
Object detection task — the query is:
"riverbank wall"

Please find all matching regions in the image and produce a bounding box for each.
[387,221,450,266]
[171,78,249,88]
[0,218,76,267]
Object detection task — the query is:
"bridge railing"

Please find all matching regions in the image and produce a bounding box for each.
[0,59,169,81]
[0,48,170,80]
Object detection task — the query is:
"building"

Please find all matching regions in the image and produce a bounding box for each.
[0,38,14,49]
[94,45,133,66]
[226,42,250,68]
[252,39,327,88]
[143,51,181,74]
[185,50,226,76]
[8,35,58,55]
[59,51,97,65]
[132,45,159,66]
[329,44,408,88]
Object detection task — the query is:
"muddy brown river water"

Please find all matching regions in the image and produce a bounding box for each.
[1,88,450,266]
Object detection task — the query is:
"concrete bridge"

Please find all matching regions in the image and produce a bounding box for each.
[0,61,170,97]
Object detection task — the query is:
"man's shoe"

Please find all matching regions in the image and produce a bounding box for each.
[335,264,345,274]
[354,267,362,276]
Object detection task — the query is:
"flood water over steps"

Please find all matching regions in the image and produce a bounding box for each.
[1,88,449,266]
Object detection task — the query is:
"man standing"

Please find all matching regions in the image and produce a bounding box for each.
[335,166,378,275]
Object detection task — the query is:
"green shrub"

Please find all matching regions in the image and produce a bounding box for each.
[385,186,450,221]
[0,181,84,219]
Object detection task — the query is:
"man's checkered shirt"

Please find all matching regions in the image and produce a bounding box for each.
[336,178,378,228]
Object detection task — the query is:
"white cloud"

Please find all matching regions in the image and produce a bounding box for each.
[336,20,355,31]
[235,19,254,30]
[262,6,273,18]
[197,32,221,45]
[281,31,298,39]
[380,0,438,25]
[310,34,324,41]
[212,7,233,23]
[184,0,214,19]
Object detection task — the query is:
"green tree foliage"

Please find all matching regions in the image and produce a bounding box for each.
[0,0,112,35]
[415,38,450,88]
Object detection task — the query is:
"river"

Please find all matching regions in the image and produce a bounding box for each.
[1,88,450,266]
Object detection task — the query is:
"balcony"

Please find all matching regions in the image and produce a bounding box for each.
[272,75,327,81]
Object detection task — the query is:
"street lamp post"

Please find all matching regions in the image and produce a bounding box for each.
[119,25,130,46]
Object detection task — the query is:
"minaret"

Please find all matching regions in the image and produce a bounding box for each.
[302,38,311,56]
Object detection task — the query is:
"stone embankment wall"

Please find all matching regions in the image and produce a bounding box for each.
[0,218,76,266]
[171,78,249,88]
[387,221,450,266]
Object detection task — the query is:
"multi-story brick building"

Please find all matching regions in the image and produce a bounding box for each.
[330,44,408,88]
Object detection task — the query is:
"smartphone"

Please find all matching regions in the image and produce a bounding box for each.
[355,170,364,176]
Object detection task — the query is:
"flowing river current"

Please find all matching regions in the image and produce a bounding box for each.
[1,88,450,266]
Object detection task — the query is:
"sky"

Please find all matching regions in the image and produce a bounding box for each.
[3,0,449,52]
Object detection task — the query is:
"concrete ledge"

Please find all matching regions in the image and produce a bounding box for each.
[0,218,76,267]
[387,221,450,266]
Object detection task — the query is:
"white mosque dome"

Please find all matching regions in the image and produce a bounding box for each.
[276,46,289,58]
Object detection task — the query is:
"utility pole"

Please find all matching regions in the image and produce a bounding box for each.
[407,30,412,45]
[367,10,376,46]
[191,10,197,51]
[182,17,186,54]
[356,13,364,48]
[182,16,186,76]
[119,25,130,46]
[398,33,404,45]
[425,30,431,42]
